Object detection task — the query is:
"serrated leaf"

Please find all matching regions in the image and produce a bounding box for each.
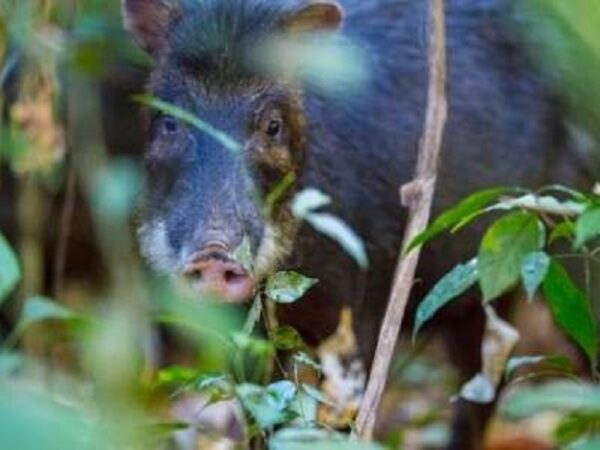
[236,381,297,430]
[505,354,572,381]
[478,212,545,301]
[0,233,20,305]
[273,326,305,350]
[266,272,318,304]
[413,259,478,339]
[542,260,598,367]
[521,251,550,302]
[406,187,510,253]
[575,205,600,248]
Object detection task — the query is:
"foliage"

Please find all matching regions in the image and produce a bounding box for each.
[410,184,600,447]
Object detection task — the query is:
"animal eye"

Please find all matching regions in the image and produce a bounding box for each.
[161,115,178,133]
[266,119,282,137]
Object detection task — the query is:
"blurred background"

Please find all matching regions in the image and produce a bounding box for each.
[1,0,600,449]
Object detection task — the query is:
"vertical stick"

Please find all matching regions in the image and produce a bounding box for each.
[356,0,448,438]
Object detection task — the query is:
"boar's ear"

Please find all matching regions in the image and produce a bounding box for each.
[121,0,179,56]
[280,2,344,34]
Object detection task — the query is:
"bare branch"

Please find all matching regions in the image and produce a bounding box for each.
[356,0,448,438]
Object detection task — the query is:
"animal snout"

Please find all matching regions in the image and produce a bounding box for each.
[184,246,254,303]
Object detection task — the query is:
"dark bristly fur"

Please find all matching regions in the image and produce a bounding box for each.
[124,1,592,449]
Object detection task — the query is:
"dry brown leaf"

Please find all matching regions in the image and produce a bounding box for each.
[317,307,366,428]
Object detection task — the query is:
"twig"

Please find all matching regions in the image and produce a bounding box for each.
[53,155,76,298]
[356,0,448,439]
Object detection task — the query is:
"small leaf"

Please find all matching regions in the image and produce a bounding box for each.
[291,189,368,268]
[266,271,318,304]
[243,294,263,335]
[273,326,305,350]
[520,251,550,302]
[459,373,495,404]
[0,233,20,305]
[305,213,368,269]
[505,354,572,381]
[292,188,331,218]
[267,380,298,410]
[550,220,575,243]
[501,382,600,419]
[236,381,297,430]
[478,212,545,301]
[293,352,322,371]
[136,96,242,153]
[575,205,600,248]
[554,413,600,447]
[406,187,510,253]
[542,260,598,367]
[413,259,478,339]
[156,366,199,386]
[17,296,77,333]
[270,427,383,450]
[489,194,584,216]
[567,435,600,450]
[0,352,23,376]
[301,384,332,406]
[481,306,520,387]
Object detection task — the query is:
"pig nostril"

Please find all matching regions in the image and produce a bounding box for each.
[186,269,203,281]
[224,270,246,285]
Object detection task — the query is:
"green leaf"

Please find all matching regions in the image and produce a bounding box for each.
[243,294,263,335]
[489,194,584,216]
[0,385,106,450]
[505,354,572,381]
[542,260,598,367]
[156,366,199,386]
[555,413,600,447]
[291,189,368,268]
[305,213,368,269]
[135,96,242,153]
[270,427,384,450]
[413,259,478,339]
[0,352,23,376]
[501,382,600,419]
[575,206,600,248]
[550,220,575,243]
[520,251,550,302]
[406,187,510,253]
[293,352,321,371]
[291,189,332,218]
[273,326,305,350]
[17,296,77,333]
[567,435,600,450]
[301,384,332,406]
[0,233,20,305]
[266,271,318,304]
[478,212,545,301]
[236,381,297,430]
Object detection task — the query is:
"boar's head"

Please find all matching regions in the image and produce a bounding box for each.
[122,0,343,302]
